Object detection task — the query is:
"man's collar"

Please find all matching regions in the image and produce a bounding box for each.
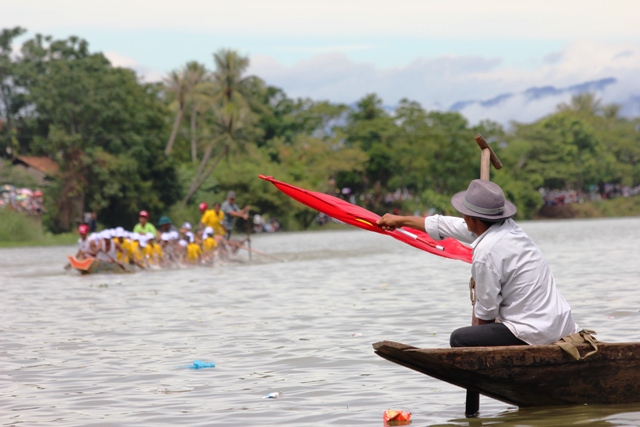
[470,219,513,249]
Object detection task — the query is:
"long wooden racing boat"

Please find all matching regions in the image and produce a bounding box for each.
[67,255,134,274]
[373,340,640,407]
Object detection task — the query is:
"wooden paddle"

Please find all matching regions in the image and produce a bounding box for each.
[226,239,285,263]
[245,216,252,261]
[465,134,503,417]
[95,241,129,272]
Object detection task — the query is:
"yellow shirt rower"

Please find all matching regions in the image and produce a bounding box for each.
[201,202,226,237]
[186,239,202,264]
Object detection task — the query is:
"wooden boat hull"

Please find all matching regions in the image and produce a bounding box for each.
[373,340,640,407]
[67,255,134,274]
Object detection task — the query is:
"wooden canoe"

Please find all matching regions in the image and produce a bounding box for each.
[67,255,134,274]
[373,340,640,407]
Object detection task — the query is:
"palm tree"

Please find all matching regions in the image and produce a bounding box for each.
[182,49,264,204]
[163,69,189,155]
[183,62,210,162]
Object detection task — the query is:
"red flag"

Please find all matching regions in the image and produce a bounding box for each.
[259,175,472,263]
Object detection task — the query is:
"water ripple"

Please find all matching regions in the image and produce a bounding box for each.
[3,219,640,426]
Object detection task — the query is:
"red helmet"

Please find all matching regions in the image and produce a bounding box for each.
[199,202,208,211]
[139,210,149,218]
[78,224,89,235]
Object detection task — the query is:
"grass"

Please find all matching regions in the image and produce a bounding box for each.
[567,196,640,219]
[0,209,76,248]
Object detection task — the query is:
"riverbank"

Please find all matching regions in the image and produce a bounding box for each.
[0,209,76,248]
[0,232,77,248]
[2,196,639,248]
[536,196,640,219]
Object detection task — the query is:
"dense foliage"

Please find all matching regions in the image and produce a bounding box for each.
[1,28,180,231]
[1,27,639,232]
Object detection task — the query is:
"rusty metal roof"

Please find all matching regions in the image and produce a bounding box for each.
[14,156,59,175]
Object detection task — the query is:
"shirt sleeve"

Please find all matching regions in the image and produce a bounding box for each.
[201,211,210,226]
[424,214,477,243]
[472,260,503,321]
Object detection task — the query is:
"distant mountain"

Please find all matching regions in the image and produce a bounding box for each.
[345,77,639,126]
[449,78,618,112]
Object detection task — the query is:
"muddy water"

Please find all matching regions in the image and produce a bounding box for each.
[2,217,640,426]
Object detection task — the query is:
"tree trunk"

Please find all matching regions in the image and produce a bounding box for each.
[190,105,198,162]
[182,145,228,204]
[165,108,184,155]
[190,144,214,192]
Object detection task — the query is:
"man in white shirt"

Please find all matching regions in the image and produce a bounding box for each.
[377,179,578,347]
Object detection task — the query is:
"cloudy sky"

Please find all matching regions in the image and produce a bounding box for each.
[4,0,640,124]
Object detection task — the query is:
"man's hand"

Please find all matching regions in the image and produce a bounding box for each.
[377,214,427,233]
[377,214,404,231]
[242,205,251,220]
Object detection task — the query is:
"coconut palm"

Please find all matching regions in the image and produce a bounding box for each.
[183,61,210,162]
[163,69,189,155]
[182,49,264,204]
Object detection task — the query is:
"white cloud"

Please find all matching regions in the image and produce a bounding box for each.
[249,41,640,124]
[277,44,376,54]
[3,0,639,39]
[104,51,164,83]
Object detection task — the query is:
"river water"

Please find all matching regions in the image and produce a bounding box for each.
[3,217,640,427]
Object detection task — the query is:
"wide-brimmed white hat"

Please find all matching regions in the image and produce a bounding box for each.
[451,179,517,220]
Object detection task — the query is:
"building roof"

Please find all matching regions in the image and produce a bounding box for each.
[14,156,59,175]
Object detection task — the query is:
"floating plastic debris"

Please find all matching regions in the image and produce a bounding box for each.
[263,392,283,399]
[180,360,216,369]
[383,409,411,425]
[351,333,363,337]
[157,386,194,394]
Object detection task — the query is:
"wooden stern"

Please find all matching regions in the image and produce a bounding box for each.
[373,340,640,407]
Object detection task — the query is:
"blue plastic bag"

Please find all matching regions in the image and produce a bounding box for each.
[184,360,216,369]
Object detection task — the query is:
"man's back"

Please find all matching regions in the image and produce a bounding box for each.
[426,215,577,345]
[472,219,577,344]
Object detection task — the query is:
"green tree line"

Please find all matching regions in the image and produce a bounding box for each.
[2,27,639,232]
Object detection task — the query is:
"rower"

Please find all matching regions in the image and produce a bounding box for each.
[202,227,218,261]
[143,232,164,265]
[76,224,91,259]
[133,210,157,237]
[96,230,120,263]
[115,228,132,264]
[198,202,208,225]
[185,232,202,264]
[158,215,175,233]
[200,201,226,241]
[130,233,143,264]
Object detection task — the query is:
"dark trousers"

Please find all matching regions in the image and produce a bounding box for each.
[450,323,528,347]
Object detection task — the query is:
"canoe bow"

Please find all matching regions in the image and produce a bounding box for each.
[373,340,640,407]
